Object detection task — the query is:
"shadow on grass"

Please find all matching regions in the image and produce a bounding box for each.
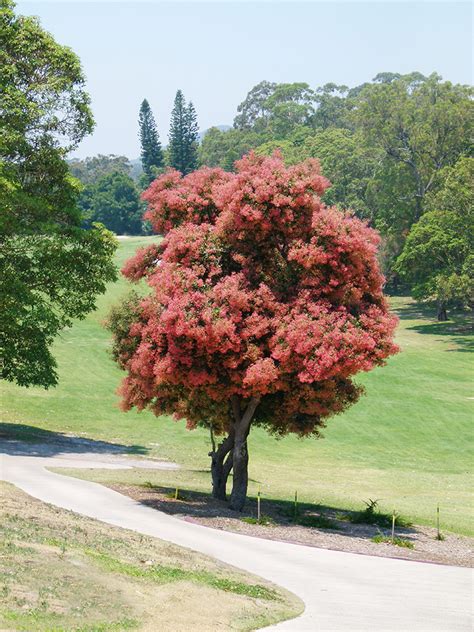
[0,423,148,457]
[394,302,473,353]
[126,482,416,544]
[408,321,474,353]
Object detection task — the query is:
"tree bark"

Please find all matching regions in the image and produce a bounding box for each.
[209,431,234,500]
[437,302,448,321]
[229,396,259,511]
[229,434,249,512]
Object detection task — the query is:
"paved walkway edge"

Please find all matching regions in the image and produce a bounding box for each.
[1,452,472,631]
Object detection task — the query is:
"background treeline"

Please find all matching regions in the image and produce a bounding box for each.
[199,72,474,319]
[69,89,199,236]
[70,72,473,318]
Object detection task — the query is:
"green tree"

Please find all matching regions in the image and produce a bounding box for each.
[256,127,379,220]
[0,0,117,387]
[233,80,276,131]
[81,171,144,235]
[353,73,473,223]
[204,72,473,283]
[138,99,163,184]
[69,154,132,185]
[424,156,474,217]
[198,127,265,170]
[184,101,199,172]
[395,158,474,320]
[168,90,198,174]
[234,81,315,137]
[265,83,315,137]
[312,83,351,129]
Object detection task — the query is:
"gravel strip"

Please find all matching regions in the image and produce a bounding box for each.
[108,483,473,568]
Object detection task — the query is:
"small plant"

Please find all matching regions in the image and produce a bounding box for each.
[142,481,157,490]
[165,488,187,501]
[293,491,299,520]
[372,534,414,549]
[435,504,445,540]
[351,499,412,528]
[241,515,275,526]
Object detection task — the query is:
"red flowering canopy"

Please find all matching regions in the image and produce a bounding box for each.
[109,153,398,510]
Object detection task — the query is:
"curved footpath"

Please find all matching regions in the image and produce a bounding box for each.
[0,445,472,631]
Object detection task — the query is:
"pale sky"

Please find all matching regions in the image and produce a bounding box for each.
[17,1,473,159]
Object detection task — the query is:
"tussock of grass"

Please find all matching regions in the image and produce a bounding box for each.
[241,515,275,526]
[164,488,188,501]
[350,499,412,528]
[142,480,157,489]
[372,534,414,549]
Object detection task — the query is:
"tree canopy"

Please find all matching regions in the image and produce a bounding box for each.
[69,154,132,185]
[107,153,398,510]
[1,0,117,387]
[138,99,163,185]
[395,157,473,319]
[80,171,144,235]
[353,72,473,225]
[199,73,473,311]
[168,90,199,174]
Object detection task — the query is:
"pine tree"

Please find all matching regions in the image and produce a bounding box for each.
[169,90,199,174]
[138,99,163,184]
[184,101,199,173]
[168,90,187,173]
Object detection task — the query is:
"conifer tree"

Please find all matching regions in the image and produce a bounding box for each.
[184,101,199,172]
[169,90,199,174]
[138,99,163,184]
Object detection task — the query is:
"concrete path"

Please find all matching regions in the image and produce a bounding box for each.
[0,442,472,631]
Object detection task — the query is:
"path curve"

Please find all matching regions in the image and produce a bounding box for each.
[0,447,472,631]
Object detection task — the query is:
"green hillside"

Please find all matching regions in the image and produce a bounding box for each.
[1,237,473,535]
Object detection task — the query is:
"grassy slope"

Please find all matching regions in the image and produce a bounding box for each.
[0,482,300,631]
[1,237,473,535]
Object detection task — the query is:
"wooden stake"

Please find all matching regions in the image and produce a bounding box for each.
[257,488,261,523]
[437,504,440,539]
[294,490,298,521]
[391,510,396,543]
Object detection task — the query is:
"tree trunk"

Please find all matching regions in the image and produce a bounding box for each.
[437,302,448,321]
[229,396,259,512]
[229,433,249,511]
[209,432,234,500]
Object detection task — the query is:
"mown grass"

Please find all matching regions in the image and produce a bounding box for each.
[1,236,473,535]
[0,482,300,631]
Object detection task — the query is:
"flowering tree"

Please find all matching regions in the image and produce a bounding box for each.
[107,153,398,511]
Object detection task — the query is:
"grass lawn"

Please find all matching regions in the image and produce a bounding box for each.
[1,237,473,536]
[0,482,300,631]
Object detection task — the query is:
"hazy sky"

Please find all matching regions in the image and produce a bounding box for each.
[17,1,473,159]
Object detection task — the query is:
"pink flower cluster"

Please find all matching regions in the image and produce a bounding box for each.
[113,152,398,436]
